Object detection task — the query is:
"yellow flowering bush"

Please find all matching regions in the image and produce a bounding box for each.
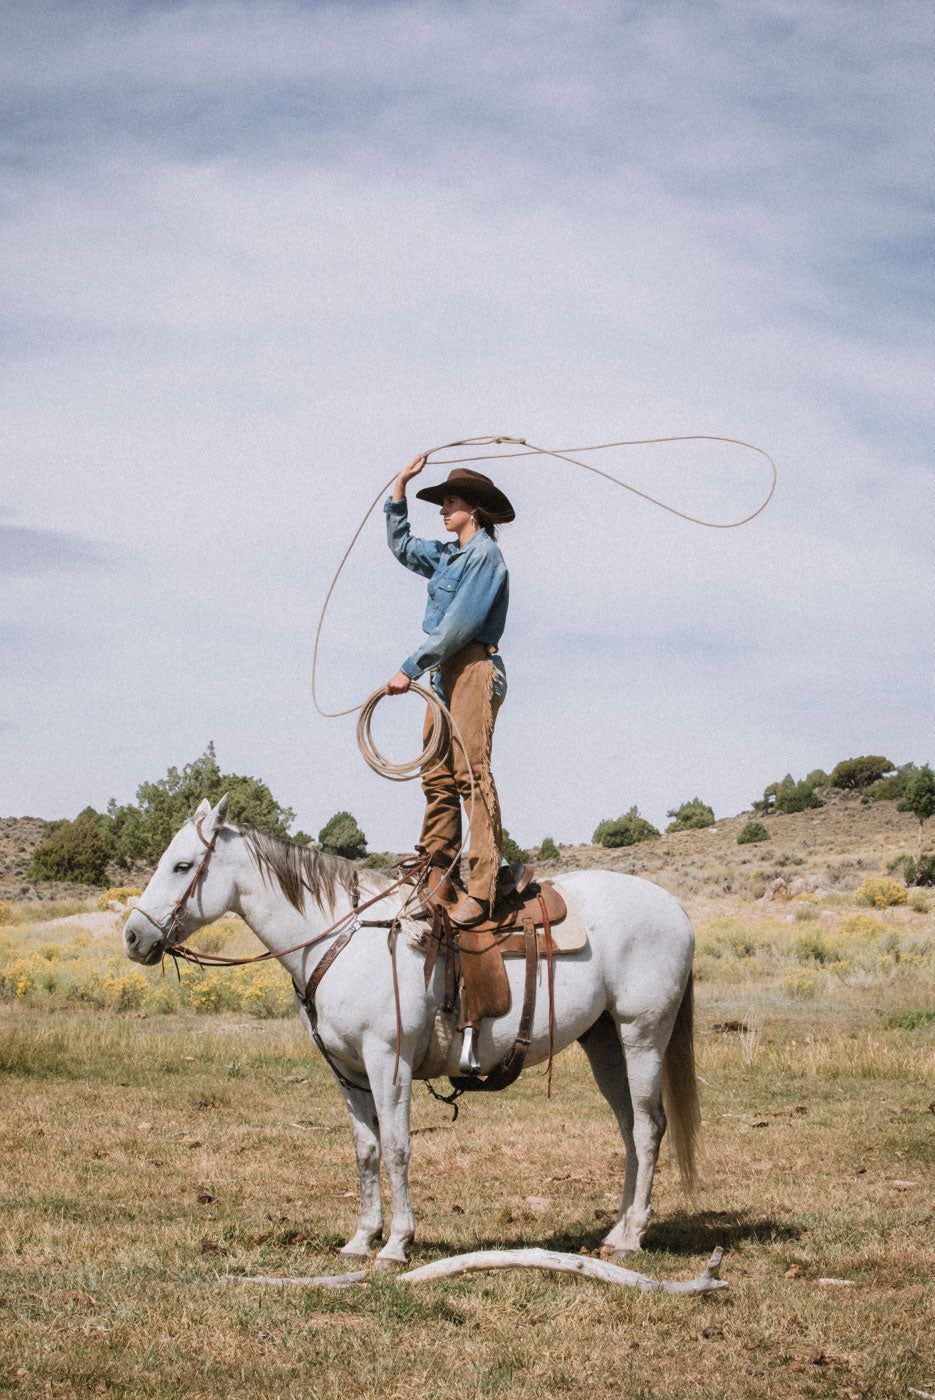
[782,967,821,999]
[854,877,908,908]
[96,887,143,911]
[236,964,294,1018]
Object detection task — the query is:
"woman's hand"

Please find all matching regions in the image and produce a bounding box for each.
[385,670,412,694]
[392,454,427,501]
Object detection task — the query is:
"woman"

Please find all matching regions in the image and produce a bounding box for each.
[384,454,519,927]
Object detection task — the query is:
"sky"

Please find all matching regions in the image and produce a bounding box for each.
[1,0,933,852]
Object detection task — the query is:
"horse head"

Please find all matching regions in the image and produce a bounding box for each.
[123,794,235,964]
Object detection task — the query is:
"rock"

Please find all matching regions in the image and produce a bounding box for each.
[767,878,789,901]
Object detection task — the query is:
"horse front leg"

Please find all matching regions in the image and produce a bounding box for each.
[363,1049,415,1265]
[335,1081,385,1258]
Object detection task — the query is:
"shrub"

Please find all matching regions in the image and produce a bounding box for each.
[318,811,367,860]
[665,799,715,833]
[27,813,109,886]
[360,852,389,870]
[830,755,894,790]
[501,830,529,863]
[782,968,821,1000]
[96,887,142,911]
[0,902,13,926]
[538,837,559,860]
[594,808,659,848]
[869,762,918,801]
[898,764,935,872]
[754,775,820,815]
[737,821,770,845]
[106,742,296,867]
[854,877,908,909]
[908,889,931,914]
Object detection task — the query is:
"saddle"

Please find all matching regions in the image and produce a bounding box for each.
[419,880,574,1094]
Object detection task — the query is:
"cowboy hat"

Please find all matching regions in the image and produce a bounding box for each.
[415,468,515,523]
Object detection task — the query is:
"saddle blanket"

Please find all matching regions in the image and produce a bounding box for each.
[500,880,586,954]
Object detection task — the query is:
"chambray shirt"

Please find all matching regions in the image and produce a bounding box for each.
[385,496,509,698]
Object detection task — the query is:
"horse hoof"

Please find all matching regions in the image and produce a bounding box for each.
[372,1255,406,1271]
[599,1243,638,1260]
[339,1243,373,1259]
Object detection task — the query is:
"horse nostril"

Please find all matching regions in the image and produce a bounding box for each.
[125,928,136,946]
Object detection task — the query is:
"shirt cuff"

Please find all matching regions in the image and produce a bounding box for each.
[400,657,422,679]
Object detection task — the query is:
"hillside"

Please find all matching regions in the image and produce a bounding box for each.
[0,791,925,903]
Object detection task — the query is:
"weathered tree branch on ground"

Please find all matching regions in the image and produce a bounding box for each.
[223,1246,727,1296]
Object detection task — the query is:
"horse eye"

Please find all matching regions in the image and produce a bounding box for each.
[173,861,193,874]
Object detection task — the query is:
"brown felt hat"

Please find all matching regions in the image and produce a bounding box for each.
[415,468,515,523]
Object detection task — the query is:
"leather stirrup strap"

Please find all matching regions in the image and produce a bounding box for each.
[476,914,538,1092]
[539,893,555,1096]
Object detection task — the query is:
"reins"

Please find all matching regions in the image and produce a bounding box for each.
[140,840,431,971]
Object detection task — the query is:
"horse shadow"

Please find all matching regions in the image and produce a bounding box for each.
[415,1209,804,1260]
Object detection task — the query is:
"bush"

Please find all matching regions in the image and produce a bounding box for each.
[360,852,388,870]
[754,774,821,815]
[869,762,918,801]
[96,887,142,911]
[830,755,894,790]
[106,743,296,867]
[501,830,529,863]
[854,877,907,909]
[318,811,367,860]
[737,821,770,845]
[594,808,659,848]
[538,837,559,860]
[26,813,109,886]
[665,798,715,833]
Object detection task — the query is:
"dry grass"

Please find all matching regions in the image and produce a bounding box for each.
[0,851,933,1399]
[1,985,934,1399]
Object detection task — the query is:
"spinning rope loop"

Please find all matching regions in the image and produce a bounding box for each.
[314,432,776,868]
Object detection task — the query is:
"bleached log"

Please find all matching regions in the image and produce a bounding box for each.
[398,1246,728,1294]
[222,1269,367,1290]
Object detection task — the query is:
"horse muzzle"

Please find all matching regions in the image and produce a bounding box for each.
[123,909,175,965]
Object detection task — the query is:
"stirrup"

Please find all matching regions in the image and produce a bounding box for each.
[459,1026,481,1074]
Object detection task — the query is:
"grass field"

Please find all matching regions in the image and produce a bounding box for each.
[1,897,934,1399]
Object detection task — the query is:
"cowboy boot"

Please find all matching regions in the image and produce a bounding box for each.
[411,865,457,919]
[449,895,489,928]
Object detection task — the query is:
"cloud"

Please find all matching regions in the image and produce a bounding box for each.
[0,523,106,576]
[0,1,932,842]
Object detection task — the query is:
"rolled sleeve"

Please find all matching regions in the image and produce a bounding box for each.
[384,496,445,578]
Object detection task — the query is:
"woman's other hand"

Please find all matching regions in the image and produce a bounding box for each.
[385,670,412,694]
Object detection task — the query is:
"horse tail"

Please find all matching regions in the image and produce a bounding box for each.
[661,971,700,1195]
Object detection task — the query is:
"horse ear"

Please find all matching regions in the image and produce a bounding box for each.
[194,798,211,821]
[209,793,230,830]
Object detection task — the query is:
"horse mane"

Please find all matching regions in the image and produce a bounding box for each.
[235,825,388,917]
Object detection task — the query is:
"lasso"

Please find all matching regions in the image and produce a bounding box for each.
[313,433,776,783]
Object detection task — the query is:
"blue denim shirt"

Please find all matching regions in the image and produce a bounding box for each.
[385,496,509,698]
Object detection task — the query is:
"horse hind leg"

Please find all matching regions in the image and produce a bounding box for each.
[603,1031,668,1255]
[578,1013,640,1253]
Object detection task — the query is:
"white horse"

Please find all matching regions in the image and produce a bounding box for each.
[124,795,700,1265]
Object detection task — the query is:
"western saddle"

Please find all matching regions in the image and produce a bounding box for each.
[415,867,572,1091]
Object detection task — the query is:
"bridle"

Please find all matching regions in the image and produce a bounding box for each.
[131,825,432,969]
[131,815,220,959]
